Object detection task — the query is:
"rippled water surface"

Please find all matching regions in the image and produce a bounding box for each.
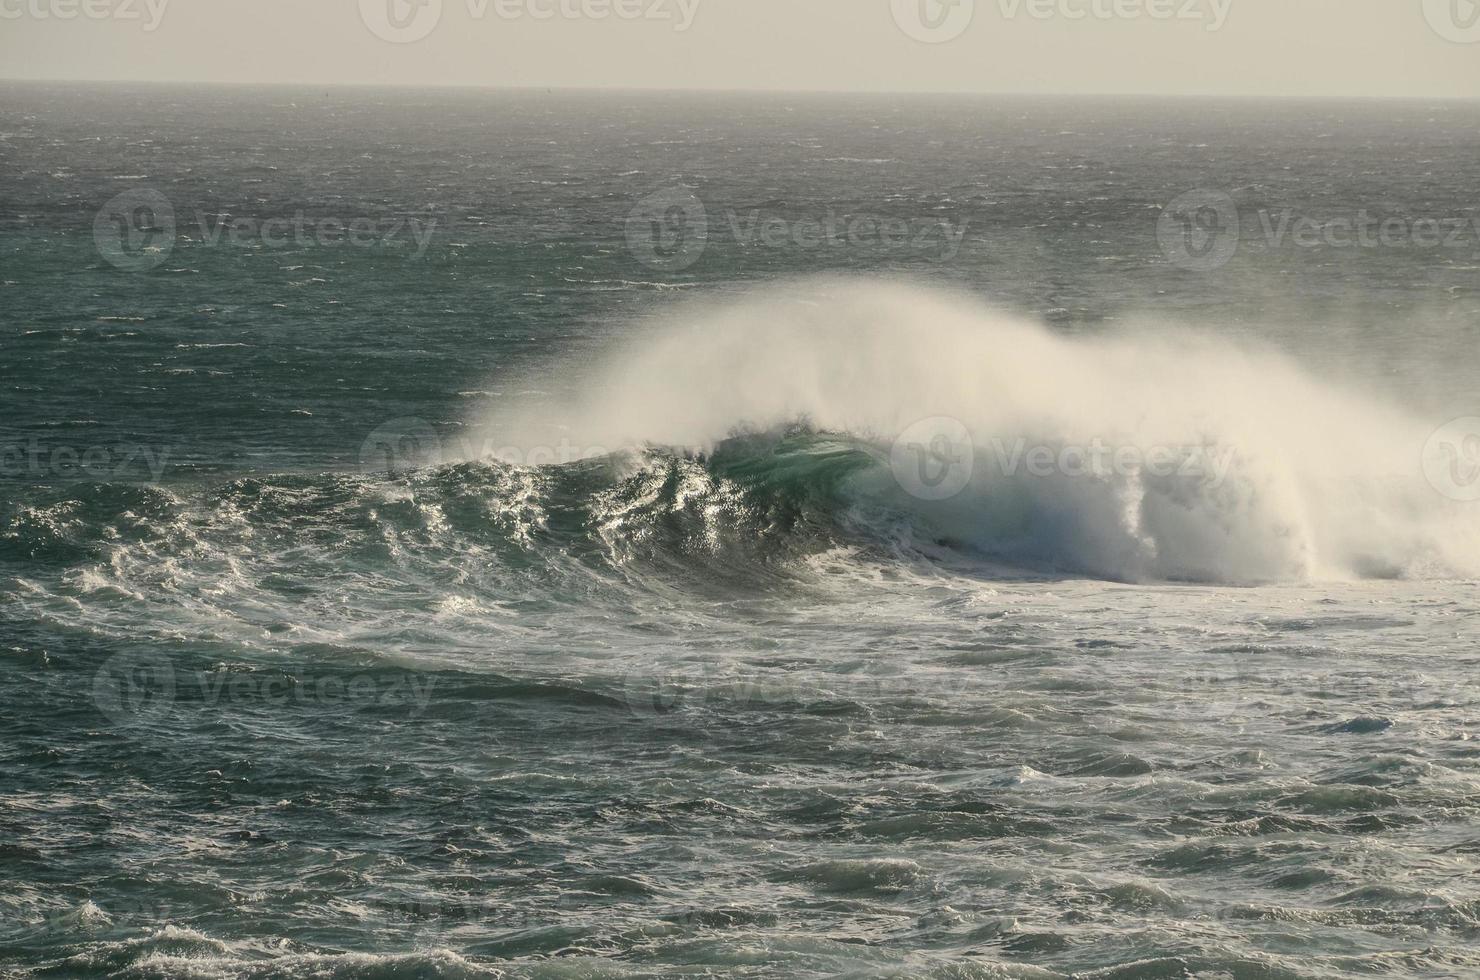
[3,84,1480,978]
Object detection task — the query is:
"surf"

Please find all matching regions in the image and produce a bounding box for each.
[472,278,1480,584]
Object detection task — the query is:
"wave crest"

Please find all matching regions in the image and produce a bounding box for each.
[476,279,1480,584]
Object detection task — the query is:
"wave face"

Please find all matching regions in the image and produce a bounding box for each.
[480,280,1480,584]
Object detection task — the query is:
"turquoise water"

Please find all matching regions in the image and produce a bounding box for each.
[3,83,1480,978]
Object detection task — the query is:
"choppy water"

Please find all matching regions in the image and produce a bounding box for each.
[3,83,1480,978]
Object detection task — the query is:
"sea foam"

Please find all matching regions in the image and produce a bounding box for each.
[481,280,1480,583]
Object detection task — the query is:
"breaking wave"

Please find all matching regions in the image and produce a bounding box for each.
[474,279,1480,584]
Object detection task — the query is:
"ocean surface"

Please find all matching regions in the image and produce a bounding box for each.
[3,83,1480,978]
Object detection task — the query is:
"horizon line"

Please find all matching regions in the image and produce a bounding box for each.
[3,76,1478,103]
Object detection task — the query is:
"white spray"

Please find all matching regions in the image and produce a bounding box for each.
[479,279,1480,583]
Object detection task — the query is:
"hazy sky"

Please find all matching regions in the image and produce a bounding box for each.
[1,0,1477,97]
